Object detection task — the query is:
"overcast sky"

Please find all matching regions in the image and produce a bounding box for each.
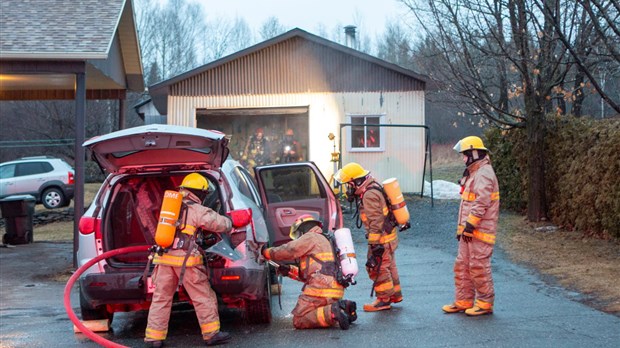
[199,0,410,39]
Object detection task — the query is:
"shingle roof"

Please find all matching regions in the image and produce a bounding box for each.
[0,0,124,59]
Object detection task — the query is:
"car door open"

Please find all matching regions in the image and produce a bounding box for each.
[254,162,343,247]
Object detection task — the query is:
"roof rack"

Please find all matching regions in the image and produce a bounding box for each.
[19,156,56,160]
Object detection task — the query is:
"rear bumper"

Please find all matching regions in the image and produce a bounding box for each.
[79,266,267,308]
[63,184,75,200]
[210,267,267,300]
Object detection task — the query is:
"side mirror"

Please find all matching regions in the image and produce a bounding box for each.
[227,208,252,228]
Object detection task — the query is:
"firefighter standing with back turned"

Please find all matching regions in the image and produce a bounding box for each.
[262,214,357,330]
[336,163,403,312]
[442,136,499,316]
[144,173,233,347]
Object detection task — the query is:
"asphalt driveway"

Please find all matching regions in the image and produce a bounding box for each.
[1,197,619,347]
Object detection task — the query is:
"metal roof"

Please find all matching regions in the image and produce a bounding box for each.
[150,27,427,91]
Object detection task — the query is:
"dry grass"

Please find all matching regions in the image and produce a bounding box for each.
[428,143,463,182]
[500,213,620,315]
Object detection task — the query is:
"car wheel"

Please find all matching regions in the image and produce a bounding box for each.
[42,187,66,209]
[79,288,113,323]
[244,267,272,324]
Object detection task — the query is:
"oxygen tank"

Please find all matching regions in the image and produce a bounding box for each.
[154,190,183,248]
[382,178,410,225]
[333,228,358,281]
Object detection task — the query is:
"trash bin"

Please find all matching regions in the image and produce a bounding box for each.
[0,195,36,245]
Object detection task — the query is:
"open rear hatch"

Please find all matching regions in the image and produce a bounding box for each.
[83,124,229,174]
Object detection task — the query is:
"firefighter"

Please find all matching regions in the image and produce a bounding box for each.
[279,128,303,163]
[336,163,402,312]
[262,214,357,330]
[242,127,271,168]
[144,173,233,347]
[442,136,500,316]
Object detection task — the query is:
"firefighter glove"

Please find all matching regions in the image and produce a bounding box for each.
[261,245,270,260]
[278,264,291,276]
[370,243,385,258]
[462,222,474,243]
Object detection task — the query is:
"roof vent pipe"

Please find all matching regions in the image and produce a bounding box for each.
[344,25,357,49]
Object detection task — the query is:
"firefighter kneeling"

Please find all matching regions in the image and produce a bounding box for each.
[262,215,357,330]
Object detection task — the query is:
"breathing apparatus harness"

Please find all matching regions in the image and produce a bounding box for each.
[142,200,205,293]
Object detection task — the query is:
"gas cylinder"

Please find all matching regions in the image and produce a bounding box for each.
[154,190,183,248]
[382,178,410,225]
[333,228,358,281]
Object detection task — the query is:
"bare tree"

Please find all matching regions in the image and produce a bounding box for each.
[259,16,287,40]
[135,0,205,83]
[376,22,413,68]
[400,0,590,221]
[200,16,254,62]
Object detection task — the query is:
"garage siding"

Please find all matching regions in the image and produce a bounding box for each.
[166,91,426,193]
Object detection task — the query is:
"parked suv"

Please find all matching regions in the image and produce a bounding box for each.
[0,156,75,209]
[77,125,341,325]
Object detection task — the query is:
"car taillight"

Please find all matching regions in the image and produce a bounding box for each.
[68,171,75,185]
[220,275,240,281]
[79,216,102,238]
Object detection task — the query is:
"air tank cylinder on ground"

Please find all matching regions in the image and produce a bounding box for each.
[382,178,410,225]
[154,190,183,248]
[333,228,358,281]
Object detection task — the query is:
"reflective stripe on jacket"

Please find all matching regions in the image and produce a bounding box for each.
[266,226,344,299]
[154,192,232,266]
[359,180,399,247]
[457,157,500,244]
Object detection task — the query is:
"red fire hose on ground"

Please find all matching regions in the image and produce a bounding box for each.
[64,245,151,348]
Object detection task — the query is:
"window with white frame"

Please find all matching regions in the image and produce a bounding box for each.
[347,114,385,152]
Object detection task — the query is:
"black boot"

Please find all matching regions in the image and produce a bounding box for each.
[205,331,231,346]
[340,300,357,323]
[331,303,350,330]
[146,341,164,348]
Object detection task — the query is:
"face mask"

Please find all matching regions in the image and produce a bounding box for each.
[346,184,356,202]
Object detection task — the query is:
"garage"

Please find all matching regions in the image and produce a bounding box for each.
[149,28,427,192]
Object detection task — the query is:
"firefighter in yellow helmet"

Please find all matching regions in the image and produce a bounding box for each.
[442,136,500,316]
[262,214,357,329]
[336,163,402,312]
[145,173,233,347]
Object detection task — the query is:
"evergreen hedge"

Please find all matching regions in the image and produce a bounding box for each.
[485,116,620,239]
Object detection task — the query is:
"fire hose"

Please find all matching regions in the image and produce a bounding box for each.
[64,245,151,348]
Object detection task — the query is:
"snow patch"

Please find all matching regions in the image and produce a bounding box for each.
[423,180,461,200]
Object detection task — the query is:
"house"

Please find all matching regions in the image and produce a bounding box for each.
[148,28,427,192]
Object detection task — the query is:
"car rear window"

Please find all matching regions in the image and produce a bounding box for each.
[16,162,53,176]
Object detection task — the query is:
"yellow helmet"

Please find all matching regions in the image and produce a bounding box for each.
[179,173,209,191]
[453,136,488,153]
[335,162,369,184]
[289,214,322,240]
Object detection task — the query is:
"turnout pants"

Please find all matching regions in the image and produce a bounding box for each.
[367,243,401,301]
[453,238,495,308]
[291,294,339,329]
[145,264,221,342]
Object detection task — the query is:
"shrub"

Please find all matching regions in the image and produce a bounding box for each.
[485,116,620,239]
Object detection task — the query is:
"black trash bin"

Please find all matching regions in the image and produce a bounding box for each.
[0,195,36,245]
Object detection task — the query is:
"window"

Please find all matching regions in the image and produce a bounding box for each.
[232,166,261,206]
[0,164,16,179]
[347,114,385,152]
[15,162,53,176]
[259,166,324,203]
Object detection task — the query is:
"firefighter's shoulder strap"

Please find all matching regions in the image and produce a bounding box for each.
[307,232,350,288]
